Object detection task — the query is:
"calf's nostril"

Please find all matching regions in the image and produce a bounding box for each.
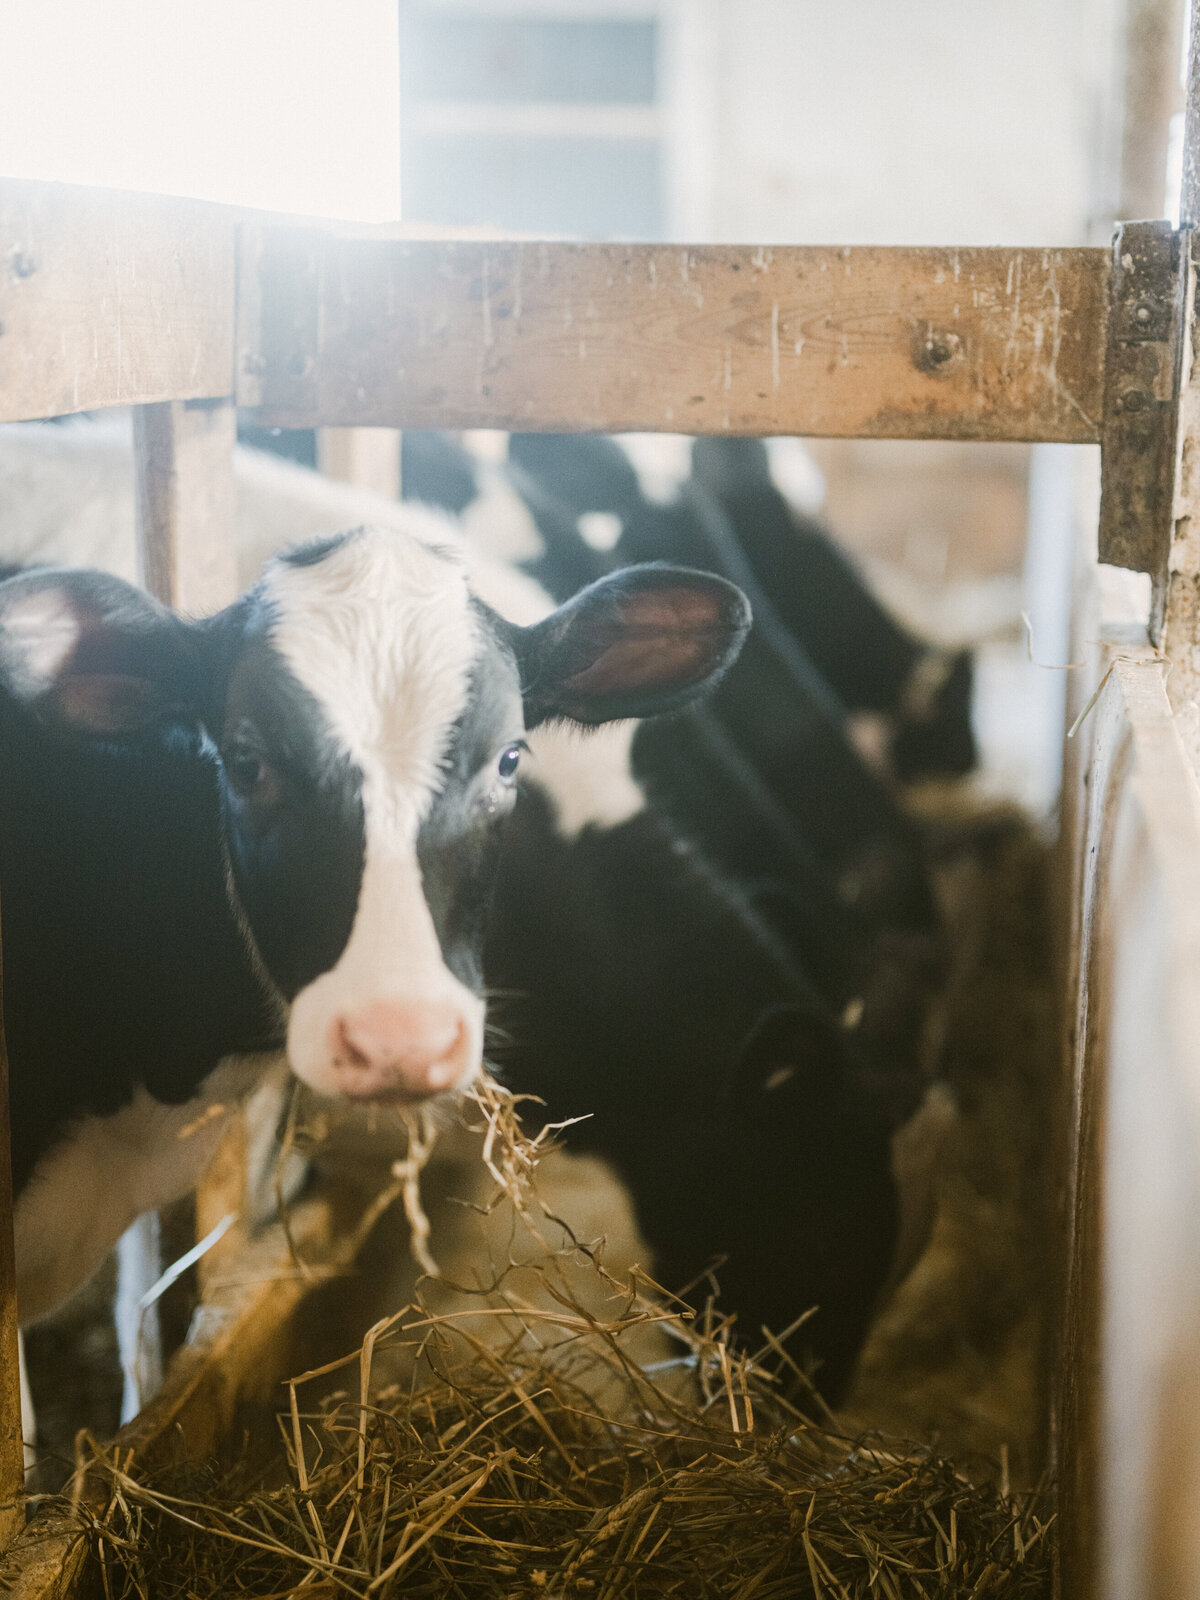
[336,1019,373,1070]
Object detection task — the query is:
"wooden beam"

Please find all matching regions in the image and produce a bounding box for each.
[240,233,1111,443]
[0,179,236,424]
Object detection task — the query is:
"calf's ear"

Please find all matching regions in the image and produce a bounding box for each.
[0,569,202,735]
[516,564,751,727]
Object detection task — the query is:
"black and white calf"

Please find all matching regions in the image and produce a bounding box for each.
[0,522,748,1322]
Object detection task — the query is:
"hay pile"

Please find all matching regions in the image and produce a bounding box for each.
[77,1083,1054,1599]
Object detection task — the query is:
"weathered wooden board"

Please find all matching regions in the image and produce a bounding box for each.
[0,179,236,424]
[1097,220,1184,585]
[1060,636,1200,1600]
[241,234,1111,442]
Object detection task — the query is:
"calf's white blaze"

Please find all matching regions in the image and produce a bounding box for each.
[286,847,484,1097]
[265,528,485,1096]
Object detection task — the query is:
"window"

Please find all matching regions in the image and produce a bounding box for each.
[399,5,668,238]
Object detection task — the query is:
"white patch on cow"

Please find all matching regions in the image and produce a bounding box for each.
[0,587,80,693]
[457,469,545,565]
[847,710,894,775]
[578,510,623,551]
[267,526,477,840]
[265,527,486,1096]
[764,437,827,516]
[0,415,141,582]
[460,429,509,465]
[613,433,693,504]
[527,721,645,837]
[14,1055,267,1324]
[463,546,554,627]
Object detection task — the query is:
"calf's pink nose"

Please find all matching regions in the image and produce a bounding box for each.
[331,1001,470,1101]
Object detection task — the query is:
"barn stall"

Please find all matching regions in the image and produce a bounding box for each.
[0,5,1195,1597]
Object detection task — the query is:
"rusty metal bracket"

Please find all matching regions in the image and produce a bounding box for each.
[1098,219,1185,581]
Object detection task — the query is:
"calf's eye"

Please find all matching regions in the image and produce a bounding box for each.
[497,743,522,784]
[227,747,277,802]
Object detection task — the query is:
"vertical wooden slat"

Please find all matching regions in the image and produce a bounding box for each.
[1096,219,1184,595]
[0,919,26,1549]
[1162,3,1200,729]
[131,396,244,1393]
[316,428,402,499]
[133,399,238,615]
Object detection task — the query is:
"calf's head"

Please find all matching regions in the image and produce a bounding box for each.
[0,526,749,1105]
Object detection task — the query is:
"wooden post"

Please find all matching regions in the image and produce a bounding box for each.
[131,396,244,1387]
[133,399,239,615]
[317,427,402,499]
[1161,5,1200,741]
[0,927,26,1549]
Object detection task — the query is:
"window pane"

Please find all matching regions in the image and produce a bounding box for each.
[402,14,657,105]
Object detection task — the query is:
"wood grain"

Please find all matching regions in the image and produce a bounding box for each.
[0,179,236,424]
[242,234,1111,442]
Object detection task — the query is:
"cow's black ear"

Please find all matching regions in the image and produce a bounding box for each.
[516,564,751,727]
[0,569,203,735]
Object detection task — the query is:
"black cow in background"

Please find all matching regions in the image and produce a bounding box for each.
[483,777,908,1404]
[689,437,976,782]
[395,428,963,1397]
[508,430,976,784]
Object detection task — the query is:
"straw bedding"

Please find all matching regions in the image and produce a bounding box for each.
[83,1278,1053,1598]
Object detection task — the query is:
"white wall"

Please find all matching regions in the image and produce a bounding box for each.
[697,0,1121,248]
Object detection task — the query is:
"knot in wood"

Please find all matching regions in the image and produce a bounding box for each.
[911,327,962,377]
